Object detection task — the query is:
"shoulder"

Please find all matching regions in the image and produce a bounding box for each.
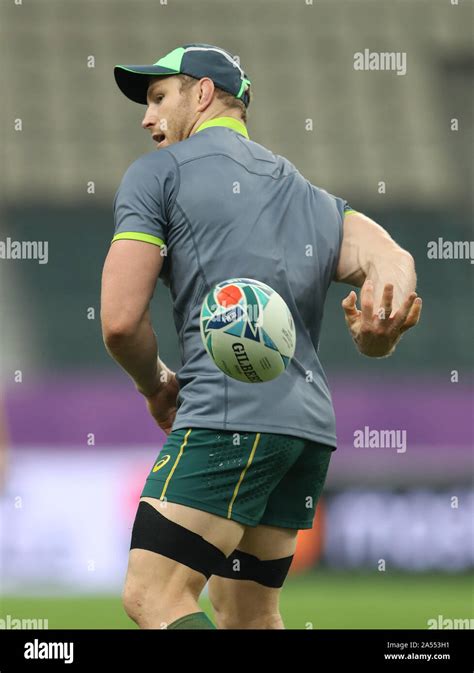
[308,183,347,219]
[117,151,180,205]
[123,150,178,180]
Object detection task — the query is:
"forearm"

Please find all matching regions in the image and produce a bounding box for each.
[103,313,167,396]
[336,213,417,311]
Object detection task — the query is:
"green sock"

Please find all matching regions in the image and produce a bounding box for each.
[167,611,216,630]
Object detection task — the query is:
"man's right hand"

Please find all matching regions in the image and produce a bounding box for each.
[341,279,422,357]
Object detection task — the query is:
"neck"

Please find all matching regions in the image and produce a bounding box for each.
[189,110,245,137]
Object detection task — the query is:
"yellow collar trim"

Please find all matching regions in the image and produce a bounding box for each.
[195,116,249,139]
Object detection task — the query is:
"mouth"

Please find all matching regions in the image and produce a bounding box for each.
[152,133,166,147]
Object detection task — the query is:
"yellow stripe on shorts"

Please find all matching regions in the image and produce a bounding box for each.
[227,433,261,519]
[159,428,192,500]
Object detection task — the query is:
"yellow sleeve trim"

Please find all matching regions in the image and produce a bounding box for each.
[344,209,358,217]
[112,232,166,247]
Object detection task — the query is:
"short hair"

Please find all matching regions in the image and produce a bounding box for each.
[176,73,251,124]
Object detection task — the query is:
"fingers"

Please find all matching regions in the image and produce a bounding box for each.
[380,283,394,320]
[341,290,357,313]
[341,290,360,326]
[360,279,374,325]
[399,296,422,333]
[392,291,419,330]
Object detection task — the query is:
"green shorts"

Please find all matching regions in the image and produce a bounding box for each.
[141,428,333,529]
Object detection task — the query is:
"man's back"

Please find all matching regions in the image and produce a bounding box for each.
[114,122,347,446]
[106,48,421,632]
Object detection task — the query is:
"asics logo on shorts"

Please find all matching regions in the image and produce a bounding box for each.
[152,455,171,472]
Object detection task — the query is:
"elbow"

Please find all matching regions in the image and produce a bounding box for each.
[100,301,151,351]
[101,317,140,350]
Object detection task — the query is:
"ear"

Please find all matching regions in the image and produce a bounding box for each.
[197,77,215,110]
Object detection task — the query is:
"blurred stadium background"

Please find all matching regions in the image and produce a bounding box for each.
[1,0,473,629]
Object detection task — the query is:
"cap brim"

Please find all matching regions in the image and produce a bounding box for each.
[114,65,180,104]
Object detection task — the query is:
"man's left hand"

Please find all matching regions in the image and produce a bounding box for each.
[144,368,180,435]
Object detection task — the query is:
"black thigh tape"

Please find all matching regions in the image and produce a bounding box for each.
[130,501,227,579]
[213,549,294,588]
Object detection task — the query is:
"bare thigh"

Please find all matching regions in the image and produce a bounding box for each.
[140,496,245,554]
[124,497,245,627]
[208,523,298,628]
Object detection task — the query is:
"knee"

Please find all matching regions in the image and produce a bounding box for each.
[209,580,281,629]
[122,579,150,626]
[122,577,169,627]
[122,574,202,628]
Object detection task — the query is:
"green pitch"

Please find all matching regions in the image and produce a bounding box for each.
[1,571,472,629]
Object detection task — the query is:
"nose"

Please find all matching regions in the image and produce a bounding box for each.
[141,106,156,130]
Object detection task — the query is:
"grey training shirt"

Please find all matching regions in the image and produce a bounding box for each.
[113,116,351,448]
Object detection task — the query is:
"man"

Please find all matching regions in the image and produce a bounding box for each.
[101,43,422,630]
